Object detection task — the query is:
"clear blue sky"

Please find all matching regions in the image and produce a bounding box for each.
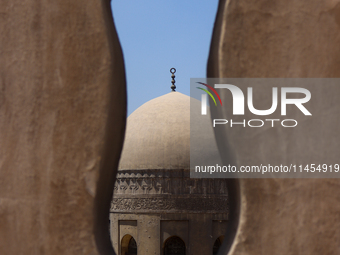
[111,1,218,115]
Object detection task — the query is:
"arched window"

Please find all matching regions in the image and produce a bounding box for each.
[127,237,137,255]
[213,236,224,255]
[163,236,186,255]
[121,234,137,255]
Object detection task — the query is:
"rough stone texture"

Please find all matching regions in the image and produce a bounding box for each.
[0,1,126,254]
[208,0,340,254]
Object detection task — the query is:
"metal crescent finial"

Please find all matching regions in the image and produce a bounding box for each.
[170,68,176,92]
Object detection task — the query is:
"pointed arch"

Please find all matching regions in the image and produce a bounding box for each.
[213,235,224,255]
[163,236,186,255]
[121,234,137,255]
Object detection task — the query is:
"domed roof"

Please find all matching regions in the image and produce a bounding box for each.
[119,92,190,170]
[119,91,221,171]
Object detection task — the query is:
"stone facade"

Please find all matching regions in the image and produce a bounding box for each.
[110,169,228,255]
[109,91,228,255]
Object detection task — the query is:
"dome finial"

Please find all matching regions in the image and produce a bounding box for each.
[170,68,176,92]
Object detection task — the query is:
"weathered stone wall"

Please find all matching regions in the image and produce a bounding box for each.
[110,169,229,255]
[208,0,340,254]
[110,213,228,255]
[0,1,126,254]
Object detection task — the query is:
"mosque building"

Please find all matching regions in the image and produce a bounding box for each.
[110,69,229,255]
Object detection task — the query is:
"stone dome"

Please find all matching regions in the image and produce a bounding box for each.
[119,92,190,170]
[118,91,221,171]
[111,91,228,255]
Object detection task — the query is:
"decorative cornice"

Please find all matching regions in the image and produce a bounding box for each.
[111,169,229,213]
[113,169,228,195]
[110,196,229,214]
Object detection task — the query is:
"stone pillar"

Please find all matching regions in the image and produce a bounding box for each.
[0,0,126,254]
[137,216,160,255]
[110,214,120,254]
[189,215,212,255]
[208,0,340,254]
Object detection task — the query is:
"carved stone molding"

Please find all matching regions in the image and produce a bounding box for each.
[113,169,229,195]
[110,196,229,213]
